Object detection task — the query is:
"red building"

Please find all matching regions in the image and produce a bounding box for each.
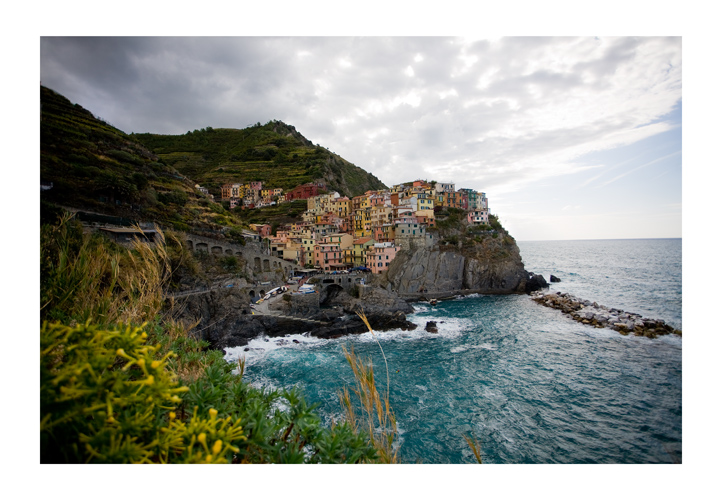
[286,183,320,201]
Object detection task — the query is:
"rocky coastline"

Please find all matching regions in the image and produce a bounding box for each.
[167,284,418,350]
[166,225,549,350]
[531,290,682,338]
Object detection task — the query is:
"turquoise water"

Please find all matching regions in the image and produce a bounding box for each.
[224,239,682,463]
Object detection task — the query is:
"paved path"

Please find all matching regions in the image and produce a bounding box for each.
[167,281,329,325]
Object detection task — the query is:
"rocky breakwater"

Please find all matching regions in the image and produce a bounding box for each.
[531,291,682,338]
[381,222,547,297]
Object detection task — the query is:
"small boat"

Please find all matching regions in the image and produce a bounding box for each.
[429,299,438,306]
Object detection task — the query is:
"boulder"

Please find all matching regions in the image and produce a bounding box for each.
[425,321,438,333]
[550,275,561,283]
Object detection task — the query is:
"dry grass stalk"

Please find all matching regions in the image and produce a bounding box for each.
[41,215,172,326]
[463,433,483,464]
[338,311,398,463]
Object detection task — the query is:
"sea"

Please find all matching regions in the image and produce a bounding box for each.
[224,238,682,464]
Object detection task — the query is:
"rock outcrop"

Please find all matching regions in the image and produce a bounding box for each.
[381,232,547,296]
[167,284,416,349]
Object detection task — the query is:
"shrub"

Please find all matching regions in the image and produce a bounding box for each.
[158,190,188,206]
[220,255,240,272]
[40,321,245,463]
[40,213,169,325]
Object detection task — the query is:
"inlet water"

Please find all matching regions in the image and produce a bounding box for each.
[224,239,682,463]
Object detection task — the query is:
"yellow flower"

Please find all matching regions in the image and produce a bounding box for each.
[212,440,223,455]
[197,433,207,445]
[145,375,154,385]
[169,412,176,420]
[151,360,161,369]
[209,408,218,419]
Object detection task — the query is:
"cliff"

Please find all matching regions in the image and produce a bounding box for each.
[168,284,416,349]
[380,218,546,297]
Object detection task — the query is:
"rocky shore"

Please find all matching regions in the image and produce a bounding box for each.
[166,284,417,350]
[531,290,681,338]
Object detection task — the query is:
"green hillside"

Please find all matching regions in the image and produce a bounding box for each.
[40,86,386,233]
[40,85,240,234]
[132,121,387,198]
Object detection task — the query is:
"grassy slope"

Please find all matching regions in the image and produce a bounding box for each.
[40,86,387,233]
[132,120,387,199]
[40,86,242,234]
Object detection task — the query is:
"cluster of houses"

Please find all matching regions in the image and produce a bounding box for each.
[202,181,327,209]
[254,179,490,274]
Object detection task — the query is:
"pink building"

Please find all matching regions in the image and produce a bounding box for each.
[365,243,400,274]
[250,223,272,237]
[467,210,489,225]
[314,243,343,272]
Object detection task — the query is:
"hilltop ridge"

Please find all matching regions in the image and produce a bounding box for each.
[40,85,386,233]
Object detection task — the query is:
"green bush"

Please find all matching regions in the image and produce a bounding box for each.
[158,189,188,206]
[40,321,245,463]
[39,215,381,464]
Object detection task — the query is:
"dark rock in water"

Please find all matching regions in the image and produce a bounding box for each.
[293,339,300,344]
[550,275,561,283]
[425,321,438,333]
[524,273,548,293]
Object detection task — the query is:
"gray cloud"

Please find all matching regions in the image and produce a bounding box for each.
[40,36,681,231]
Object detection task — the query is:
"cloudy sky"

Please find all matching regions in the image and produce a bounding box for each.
[40,36,682,241]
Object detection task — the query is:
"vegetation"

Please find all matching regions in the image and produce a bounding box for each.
[39,213,390,463]
[40,86,247,235]
[40,86,385,238]
[132,121,387,199]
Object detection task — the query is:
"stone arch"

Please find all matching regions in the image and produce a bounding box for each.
[254,257,261,272]
[263,260,271,272]
[186,240,194,251]
[321,284,345,305]
[249,290,256,298]
[195,242,208,253]
[211,246,223,255]
[225,249,233,255]
[235,252,243,257]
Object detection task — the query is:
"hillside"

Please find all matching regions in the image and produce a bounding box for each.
[131,121,387,199]
[40,86,240,235]
[40,86,386,233]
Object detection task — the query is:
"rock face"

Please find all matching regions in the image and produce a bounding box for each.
[168,284,417,350]
[382,235,547,296]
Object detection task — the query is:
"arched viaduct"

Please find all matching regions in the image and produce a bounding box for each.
[184,234,300,278]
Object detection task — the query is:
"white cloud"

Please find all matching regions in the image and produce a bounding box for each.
[40,36,682,239]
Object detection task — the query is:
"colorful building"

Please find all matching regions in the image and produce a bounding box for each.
[365,243,400,274]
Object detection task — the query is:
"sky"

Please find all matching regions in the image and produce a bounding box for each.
[39,35,682,241]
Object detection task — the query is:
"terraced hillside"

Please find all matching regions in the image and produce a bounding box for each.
[40,85,386,234]
[132,121,387,198]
